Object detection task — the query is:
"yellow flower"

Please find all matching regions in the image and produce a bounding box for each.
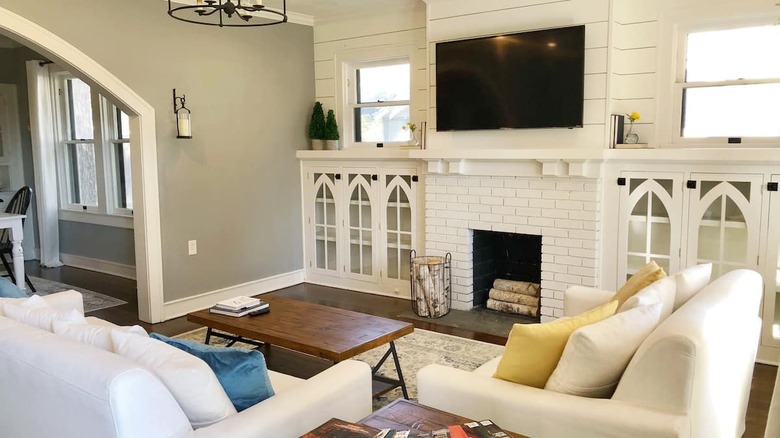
[627,112,640,123]
[402,121,417,132]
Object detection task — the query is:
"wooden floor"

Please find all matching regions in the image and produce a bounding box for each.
[29,263,777,437]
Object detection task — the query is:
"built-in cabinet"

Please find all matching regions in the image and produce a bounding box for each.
[303,163,421,298]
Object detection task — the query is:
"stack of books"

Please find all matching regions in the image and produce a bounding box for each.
[209,296,268,317]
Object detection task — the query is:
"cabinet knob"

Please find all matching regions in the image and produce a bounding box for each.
[335,173,341,180]
[371,175,378,181]
[412,175,419,183]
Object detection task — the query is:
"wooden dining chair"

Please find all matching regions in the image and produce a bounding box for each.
[0,186,35,292]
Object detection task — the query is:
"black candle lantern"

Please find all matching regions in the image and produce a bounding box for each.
[173,89,192,139]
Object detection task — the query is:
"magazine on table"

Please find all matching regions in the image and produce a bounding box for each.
[215,295,261,311]
[209,301,268,317]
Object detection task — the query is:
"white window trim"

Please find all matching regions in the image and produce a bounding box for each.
[335,44,418,149]
[656,3,780,148]
[51,71,133,228]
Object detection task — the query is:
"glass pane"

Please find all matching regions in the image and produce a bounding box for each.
[399,206,412,233]
[724,225,747,263]
[725,197,745,222]
[628,178,647,195]
[400,248,411,281]
[631,193,649,217]
[66,78,94,140]
[363,230,372,276]
[116,108,130,140]
[730,181,751,203]
[655,257,670,274]
[350,243,361,274]
[658,179,673,197]
[387,188,398,231]
[698,224,720,261]
[686,26,780,82]
[627,255,647,274]
[627,219,647,253]
[316,234,325,269]
[0,118,5,157]
[682,84,780,138]
[315,187,324,225]
[325,187,335,226]
[326,237,337,271]
[700,181,718,199]
[702,196,723,221]
[400,233,412,248]
[349,190,360,226]
[650,221,671,255]
[355,105,410,142]
[357,63,410,103]
[114,143,132,210]
[650,193,669,218]
[67,143,98,206]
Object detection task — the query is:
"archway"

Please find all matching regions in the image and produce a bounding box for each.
[0,7,164,322]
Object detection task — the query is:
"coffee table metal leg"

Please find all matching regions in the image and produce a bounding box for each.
[205,327,213,345]
[370,341,409,400]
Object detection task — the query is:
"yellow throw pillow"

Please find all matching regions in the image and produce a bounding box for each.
[612,261,666,307]
[493,300,618,388]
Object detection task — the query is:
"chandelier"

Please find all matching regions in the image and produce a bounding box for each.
[168,0,287,27]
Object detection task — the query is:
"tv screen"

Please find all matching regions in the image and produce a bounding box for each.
[436,25,585,132]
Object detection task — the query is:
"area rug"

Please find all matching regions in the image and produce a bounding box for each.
[28,276,127,313]
[174,327,504,408]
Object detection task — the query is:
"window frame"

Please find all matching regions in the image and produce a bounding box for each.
[336,44,417,150]
[52,71,133,229]
[670,19,780,147]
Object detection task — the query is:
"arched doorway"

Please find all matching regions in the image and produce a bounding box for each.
[0,7,164,322]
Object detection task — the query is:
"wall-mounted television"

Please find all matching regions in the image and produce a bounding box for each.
[436,25,585,132]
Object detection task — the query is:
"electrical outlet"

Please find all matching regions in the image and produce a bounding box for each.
[188,240,197,255]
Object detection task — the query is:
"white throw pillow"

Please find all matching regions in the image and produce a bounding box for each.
[619,275,676,321]
[673,263,712,311]
[53,319,147,351]
[2,295,84,331]
[545,302,663,398]
[111,330,236,428]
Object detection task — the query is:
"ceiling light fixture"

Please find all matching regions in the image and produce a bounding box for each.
[168,0,287,27]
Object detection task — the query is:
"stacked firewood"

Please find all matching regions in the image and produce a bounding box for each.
[486,279,540,317]
[412,257,449,317]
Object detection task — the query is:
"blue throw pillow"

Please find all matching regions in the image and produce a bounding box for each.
[0,276,27,298]
[150,333,274,411]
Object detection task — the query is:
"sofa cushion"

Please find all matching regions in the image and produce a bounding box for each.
[673,263,712,311]
[52,319,148,351]
[0,276,26,298]
[620,275,676,321]
[545,302,663,398]
[111,330,236,428]
[612,261,666,307]
[150,333,275,412]
[2,295,84,330]
[493,300,618,388]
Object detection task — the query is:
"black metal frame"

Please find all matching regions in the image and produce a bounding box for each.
[204,327,266,349]
[168,0,287,27]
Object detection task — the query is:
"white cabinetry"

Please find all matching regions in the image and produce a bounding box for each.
[303,163,421,298]
[616,172,763,284]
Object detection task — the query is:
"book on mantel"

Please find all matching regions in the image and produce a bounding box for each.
[209,297,268,317]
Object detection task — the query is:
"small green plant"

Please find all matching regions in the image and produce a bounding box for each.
[325,110,340,141]
[308,101,326,140]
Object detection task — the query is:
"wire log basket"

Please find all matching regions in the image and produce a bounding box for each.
[409,250,452,318]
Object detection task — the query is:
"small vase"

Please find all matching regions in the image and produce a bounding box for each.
[625,123,639,144]
[326,140,339,150]
[311,139,325,150]
[410,131,421,148]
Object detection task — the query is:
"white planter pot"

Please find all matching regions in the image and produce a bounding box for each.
[311,139,325,150]
[326,140,340,150]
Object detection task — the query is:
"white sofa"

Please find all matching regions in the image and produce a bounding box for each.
[0,291,373,438]
[418,269,763,438]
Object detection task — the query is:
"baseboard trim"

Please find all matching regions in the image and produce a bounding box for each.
[757,344,780,366]
[162,270,305,321]
[60,253,136,280]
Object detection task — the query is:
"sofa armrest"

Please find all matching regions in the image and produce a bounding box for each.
[193,360,372,438]
[418,364,688,438]
[41,290,85,315]
[563,285,614,317]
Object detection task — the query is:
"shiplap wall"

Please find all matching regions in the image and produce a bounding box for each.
[425,0,612,149]
[313,7,428,142]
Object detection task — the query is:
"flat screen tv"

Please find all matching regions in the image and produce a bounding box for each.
[436,25,585,132]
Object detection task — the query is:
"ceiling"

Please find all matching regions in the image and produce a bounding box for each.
[268,0,425,21]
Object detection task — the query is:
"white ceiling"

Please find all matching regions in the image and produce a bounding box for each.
[269,0,425,22]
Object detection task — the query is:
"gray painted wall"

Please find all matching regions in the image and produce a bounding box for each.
[0,0,312,301]
[60,220,135,265]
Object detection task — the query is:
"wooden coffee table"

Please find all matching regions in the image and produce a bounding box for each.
[187,295,414,398]
[360,399,528,437]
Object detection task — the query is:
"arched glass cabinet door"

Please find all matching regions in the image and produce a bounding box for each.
[384,174,414,283]
[618,174,683,283]
[312,172,339,274]
[687,174,762,279]
[345,173,376,281]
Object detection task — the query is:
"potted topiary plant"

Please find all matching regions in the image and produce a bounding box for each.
[324,109,340,150]
[308,101,326,150]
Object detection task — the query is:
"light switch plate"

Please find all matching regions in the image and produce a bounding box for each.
[188,240,197,255]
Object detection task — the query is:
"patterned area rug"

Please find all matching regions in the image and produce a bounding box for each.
[174,327,504,408]
[28,276,127,313]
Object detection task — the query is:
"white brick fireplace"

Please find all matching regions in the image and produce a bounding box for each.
[424,175,602,322]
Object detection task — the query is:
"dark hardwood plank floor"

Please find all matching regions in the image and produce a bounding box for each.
[25,263,777,437]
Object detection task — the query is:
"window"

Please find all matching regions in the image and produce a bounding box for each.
[348,59,411,145]
[55,75,133,226]
[677,25,780,141]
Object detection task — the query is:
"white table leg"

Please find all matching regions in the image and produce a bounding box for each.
[10,222,24,291]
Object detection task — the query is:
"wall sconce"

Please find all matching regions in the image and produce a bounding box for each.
[173,89,192,139]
